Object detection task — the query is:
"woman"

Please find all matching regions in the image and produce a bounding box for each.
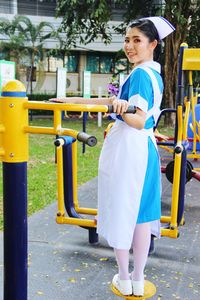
[97,17,175,296]
[50,16,175,296]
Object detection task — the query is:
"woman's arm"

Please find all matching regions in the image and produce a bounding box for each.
[111,98,146,130]
[122,109,146,130]
[49,96,115,105]
[49,96,144,128]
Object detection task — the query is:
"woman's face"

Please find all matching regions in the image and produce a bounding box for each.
[123,27,157,66]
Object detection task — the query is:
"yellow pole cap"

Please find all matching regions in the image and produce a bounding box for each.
[2,80,26,94]
[1,80,26,98]
[180,42,188,47]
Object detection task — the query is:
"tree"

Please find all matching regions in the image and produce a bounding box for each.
[164,0,200,125]
[0,17,27,77]
[56,0,156,47]
[13,16,58,95]
[56,0,200,125]
[0,16,58,94]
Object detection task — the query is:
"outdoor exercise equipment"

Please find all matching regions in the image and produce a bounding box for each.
[157,43,200,170]
[0,79,137,300]
[182,47,200,161]
[2,44,200,298]
[54,104,136,244]
[153,44,200,239]
[111,280,156,300]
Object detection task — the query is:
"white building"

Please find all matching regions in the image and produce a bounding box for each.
[0,0,129,96]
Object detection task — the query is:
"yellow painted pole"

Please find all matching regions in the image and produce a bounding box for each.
[160,216,171,223]
[24,101,109,113]
[170,106,183,231]
[72,140,79,210]
[54,109,62,133]
[0,80,29,300]
[0,80,28,162]
[183,100,190,141]
[56,215,96,227]
[72,140,97,215]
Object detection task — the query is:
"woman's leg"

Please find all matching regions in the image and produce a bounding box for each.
[131,222,151,281]
[112,248,132,295]
[114,249,130,280]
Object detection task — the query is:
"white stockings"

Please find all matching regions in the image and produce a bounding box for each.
[114,223,151,281]
[131,222,151,281]
[114,249,130,280]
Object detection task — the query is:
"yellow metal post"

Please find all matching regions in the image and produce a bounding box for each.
[169,105,183,236]
[0,80,28,162]
[0,80,28,300]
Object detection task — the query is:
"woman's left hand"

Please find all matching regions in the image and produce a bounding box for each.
[112,99,129,115]
[48,98,66,103]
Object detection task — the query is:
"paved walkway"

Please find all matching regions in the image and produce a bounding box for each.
[0,160,200,300]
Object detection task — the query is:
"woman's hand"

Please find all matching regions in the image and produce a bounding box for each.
[112,98,129,115]
[48,97,67,103]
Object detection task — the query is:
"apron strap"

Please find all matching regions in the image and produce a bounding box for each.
[139,66,162,123]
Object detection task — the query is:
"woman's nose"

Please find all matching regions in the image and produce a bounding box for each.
[126,42,134,50]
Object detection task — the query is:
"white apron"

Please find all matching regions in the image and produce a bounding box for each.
[97,62,162,249]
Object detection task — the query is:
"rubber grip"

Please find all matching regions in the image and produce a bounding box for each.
[54,138,65,147]
[77,132,97,147]
[107,105,136,114]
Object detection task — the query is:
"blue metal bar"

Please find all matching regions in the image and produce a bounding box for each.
[60,136,99,244]
[3,162,27,300]
[82,112,88,154]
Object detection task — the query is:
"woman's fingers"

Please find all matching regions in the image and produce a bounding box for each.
[48,98,65,103]
[112,99,129,115]
[109,95,117,104]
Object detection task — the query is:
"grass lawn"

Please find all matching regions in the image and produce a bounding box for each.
[0,116,174,230]
[0,116,110,230]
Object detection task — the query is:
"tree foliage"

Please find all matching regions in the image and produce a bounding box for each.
[57,0,200,125]
[0,16,58,93]
[163,0,200,124]
[56,0,156,46]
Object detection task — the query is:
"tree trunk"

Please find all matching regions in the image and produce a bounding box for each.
[163,36,176,126]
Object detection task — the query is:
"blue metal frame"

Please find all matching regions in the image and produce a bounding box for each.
[60,136,98,244]
[3,162,27,300]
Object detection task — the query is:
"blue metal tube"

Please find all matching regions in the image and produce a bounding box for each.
[3,162,27,300]
[61,136,99,244]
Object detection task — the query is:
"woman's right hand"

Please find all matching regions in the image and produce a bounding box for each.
[112,98,129,115]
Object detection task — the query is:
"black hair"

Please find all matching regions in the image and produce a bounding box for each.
[127,19,161,62]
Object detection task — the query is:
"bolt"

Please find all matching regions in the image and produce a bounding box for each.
[9,103,14,108]
[9,153,14,157]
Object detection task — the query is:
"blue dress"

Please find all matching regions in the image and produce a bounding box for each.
[97,61,163,249]
[119,66,163,223]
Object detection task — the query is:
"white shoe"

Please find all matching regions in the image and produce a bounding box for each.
[112,274,132,296]
[132,280,144,296]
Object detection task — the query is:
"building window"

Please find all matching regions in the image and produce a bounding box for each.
[86,54,100,73]
[64,53,79,73]
[18,0,57,17]
[114,58,130,74]
[86,53,113,74]
[0,0,14,14]
[48,55,64,72]
[100,55,113,73]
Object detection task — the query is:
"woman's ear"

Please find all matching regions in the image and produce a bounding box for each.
[151,39,158,50]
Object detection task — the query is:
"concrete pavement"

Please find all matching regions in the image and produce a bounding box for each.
[0,162,200,300]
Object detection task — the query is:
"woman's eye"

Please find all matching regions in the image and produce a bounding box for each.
[134,39,140,43]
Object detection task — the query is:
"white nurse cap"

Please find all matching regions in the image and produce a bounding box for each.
[141,16,175,40]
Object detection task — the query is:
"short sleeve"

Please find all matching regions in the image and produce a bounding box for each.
[128,68,153,113]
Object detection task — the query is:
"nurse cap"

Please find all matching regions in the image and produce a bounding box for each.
[141,16,175,40]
